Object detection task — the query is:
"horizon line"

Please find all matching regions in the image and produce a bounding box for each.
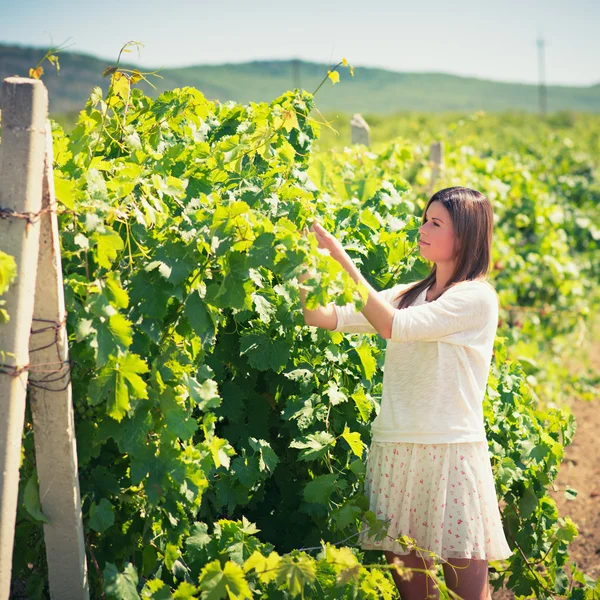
[1,40,599,89]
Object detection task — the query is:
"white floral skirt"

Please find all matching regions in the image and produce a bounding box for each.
[358,440,513,562]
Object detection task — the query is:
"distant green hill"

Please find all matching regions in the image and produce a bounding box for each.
[1,43,599,115]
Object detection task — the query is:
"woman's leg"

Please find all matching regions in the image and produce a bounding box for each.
[383,549,440,600]
[441,557,490,600]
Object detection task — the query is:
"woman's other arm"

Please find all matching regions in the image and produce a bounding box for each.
[298,269,338,330]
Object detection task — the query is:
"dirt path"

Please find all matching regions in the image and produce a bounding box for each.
[493,314,600,597]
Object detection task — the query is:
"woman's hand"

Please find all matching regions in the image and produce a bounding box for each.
[298,220,348,283]
[308,220,346,261]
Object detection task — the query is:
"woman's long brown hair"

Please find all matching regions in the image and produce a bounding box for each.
[393,186,495,309]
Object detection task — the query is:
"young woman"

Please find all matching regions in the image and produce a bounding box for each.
[298,187,512,600]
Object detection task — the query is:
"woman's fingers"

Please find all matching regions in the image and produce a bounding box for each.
[301,219,345,264]
[305,220,340,256]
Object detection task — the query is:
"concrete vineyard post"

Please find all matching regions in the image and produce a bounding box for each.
[27,125,89,600]
[351,113,371,147]
[0,77,47,599]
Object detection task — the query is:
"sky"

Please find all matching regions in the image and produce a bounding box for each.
[1,0,599,87]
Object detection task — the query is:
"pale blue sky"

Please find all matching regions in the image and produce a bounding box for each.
[2,0,598,86]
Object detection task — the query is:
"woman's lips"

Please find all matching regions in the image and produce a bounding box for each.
[419,240,430,245]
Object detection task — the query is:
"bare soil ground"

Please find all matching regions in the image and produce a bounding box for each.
[493,314,600,598]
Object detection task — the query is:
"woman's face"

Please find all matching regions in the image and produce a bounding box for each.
[418,201,456,264]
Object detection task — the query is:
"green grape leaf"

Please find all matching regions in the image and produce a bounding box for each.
[332,501,363,530]
[159,390,197,441]
[103,562,140,600]
[304,473,338,504]
[555,516,578,543]
[325,381,347,405]
[496,457,522,486]
[185,522,211,555]
[96,313,133,367]
[116,406,153,455]
[184,291,217,345]
[185,374,222,412]
[94,227,124,269]
[104,273,129,309]
[248,437,280,473]
[212,272,248,310]
[89,498,115,534]
[232,455,261,487]
[23,469,49,524]
[239,333,291,372]
[89,353,149,421]
[142,545,158,578]
[289,431,336,461]
[518,484,538,518]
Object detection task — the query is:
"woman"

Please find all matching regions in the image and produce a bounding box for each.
[297,187,512,599]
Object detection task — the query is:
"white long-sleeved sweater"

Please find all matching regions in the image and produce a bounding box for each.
[332,279,499,444]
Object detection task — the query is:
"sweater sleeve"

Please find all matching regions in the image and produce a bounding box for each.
[390,282,498,344]
[332,283,411,334]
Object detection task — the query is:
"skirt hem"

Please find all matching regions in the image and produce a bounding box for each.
[359,541,513,563]
[360,440,512,564]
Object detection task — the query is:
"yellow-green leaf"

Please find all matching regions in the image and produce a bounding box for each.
[164,543,180,571]
[209,436,234,470]
[173,582,200,599]
[360,208,380,231]
[243,550,281,585]
[351,387,373,423]
[198,559,253,600]
[341,425,365,459]
[282,109,299,132]
[95,228,124,269]
[112,72,130,100]
[54,174,75,209]
[0,250,17,296]
[275,555,316,599]
[555,516,578,543]
[354,342,377,381]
